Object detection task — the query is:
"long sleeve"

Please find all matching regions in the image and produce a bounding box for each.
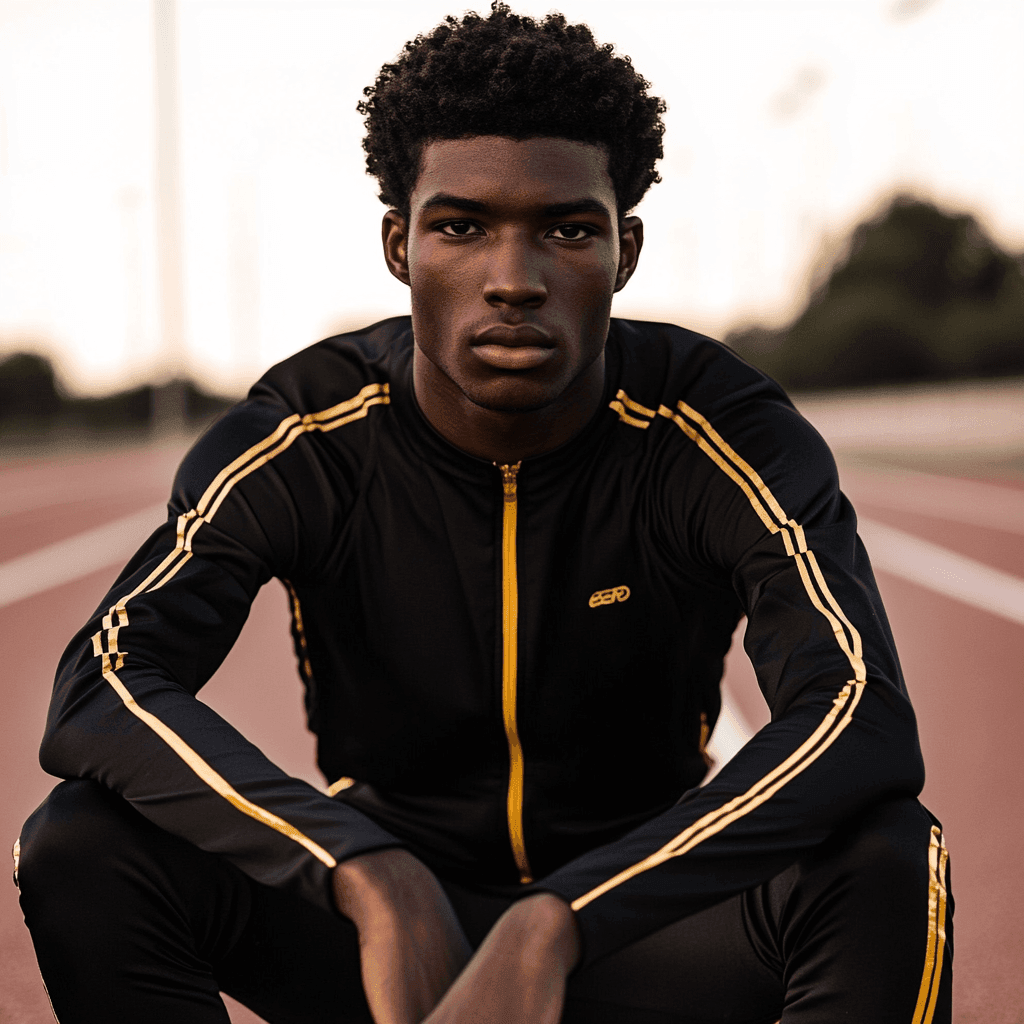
[540,387,924,968]
[40,391,400,913]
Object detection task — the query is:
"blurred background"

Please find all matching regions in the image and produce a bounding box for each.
[1,0,1022,432]
[2,2,1022,1022]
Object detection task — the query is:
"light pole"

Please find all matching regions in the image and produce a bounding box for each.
[152,0,187,434]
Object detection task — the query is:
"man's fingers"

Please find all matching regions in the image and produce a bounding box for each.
[423,894,578,1024]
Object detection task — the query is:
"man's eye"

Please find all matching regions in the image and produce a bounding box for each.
[440,221,481,236]
[548,224,594,240]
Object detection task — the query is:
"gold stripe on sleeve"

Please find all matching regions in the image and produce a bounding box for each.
[670,399,865,682]
[304,383,389,424]
[326,776,355,796]
[610,389,657,429]
[195,383,388,517]
[658,406,781,536]
[572,680,863,910]
[571,394,869,910]
[100,654,337,868]
[791,550,865,682]
[201,386,389,523]
[92,383,389,869]
[609,401,652,429]
[675,399,789,525]
[197,415,303,517]
[804,549,864,663]
[616,390,658,418]
[147,551,194,593]
[671,400,866,676]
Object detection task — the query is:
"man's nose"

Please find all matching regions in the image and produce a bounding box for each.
[483,236,548,308]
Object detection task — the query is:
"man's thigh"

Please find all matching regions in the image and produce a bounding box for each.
[17,780,370,1024]
[562,796,951,1024]
[215,873,372,1024]
[19,785,948,1024]
[565,893,783,1024]
[225,882,780,1024]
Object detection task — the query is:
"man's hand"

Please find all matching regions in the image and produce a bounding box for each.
[332,848,472,1024]
[423,892,581,1024]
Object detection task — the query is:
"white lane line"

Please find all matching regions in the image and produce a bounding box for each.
[859,516,1024,626]
[0,503,168,610]
[842,467,1024,536]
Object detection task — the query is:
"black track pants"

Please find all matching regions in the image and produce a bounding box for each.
[16,781,952,1024]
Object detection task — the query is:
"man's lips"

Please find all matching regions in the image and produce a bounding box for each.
[472,324,555,347]
[470,325,556,371]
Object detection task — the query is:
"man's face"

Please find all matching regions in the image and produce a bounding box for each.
[384,136,640,415]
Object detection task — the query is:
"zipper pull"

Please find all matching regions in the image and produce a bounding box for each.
[497,462,521,500]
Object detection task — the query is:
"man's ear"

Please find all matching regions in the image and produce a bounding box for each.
[614,216,644,293]
[382,209,410,285]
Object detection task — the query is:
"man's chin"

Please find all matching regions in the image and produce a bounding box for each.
[462,381,561,415]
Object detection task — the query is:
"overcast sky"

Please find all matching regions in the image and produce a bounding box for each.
[1,0,1022,396]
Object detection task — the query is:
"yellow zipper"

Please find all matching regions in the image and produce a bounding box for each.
[498,462,532,883]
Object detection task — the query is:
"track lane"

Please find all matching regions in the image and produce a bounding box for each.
[837,464,1024,537]
[1,492,170,564]
[706,466,1024,1024]
[858,517,1024,625]
[0,503,168,610]
[870,576,1024,1023]
[2,448,1021,1023]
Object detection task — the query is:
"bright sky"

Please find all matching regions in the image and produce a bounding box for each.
[0,0,1022,396]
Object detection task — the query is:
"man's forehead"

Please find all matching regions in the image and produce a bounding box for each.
[411,136,616,213]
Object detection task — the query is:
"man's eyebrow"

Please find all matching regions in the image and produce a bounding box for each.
[540,199,613,218]
[420,193,489,213]
[419,194,613,219]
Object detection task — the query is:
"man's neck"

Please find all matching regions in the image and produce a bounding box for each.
[412,351,606,465]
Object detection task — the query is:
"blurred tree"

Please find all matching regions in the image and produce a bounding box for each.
[70,379,232,431]
[0,351,231,442]
[727,196,1024,390]
[0,352,63,422]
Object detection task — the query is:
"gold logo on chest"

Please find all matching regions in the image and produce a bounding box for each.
[588,585,631,608]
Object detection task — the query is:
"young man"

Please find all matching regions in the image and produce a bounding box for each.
[17,6,952,1022]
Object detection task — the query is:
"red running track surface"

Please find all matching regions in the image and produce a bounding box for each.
[1,445,1021,1023]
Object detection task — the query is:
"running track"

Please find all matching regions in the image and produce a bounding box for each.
[1,442,1021,1023]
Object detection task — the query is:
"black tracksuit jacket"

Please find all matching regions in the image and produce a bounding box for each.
[42,317,924,967]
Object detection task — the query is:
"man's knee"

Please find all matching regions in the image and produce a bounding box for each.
[17,779,221,922]
[815,797,947,899]
[769,799,953,1020]
[781,795,953,963]
[17,780,124,895]
[19,779,251,966]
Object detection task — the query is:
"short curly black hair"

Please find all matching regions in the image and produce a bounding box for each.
[358,3,666,218]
